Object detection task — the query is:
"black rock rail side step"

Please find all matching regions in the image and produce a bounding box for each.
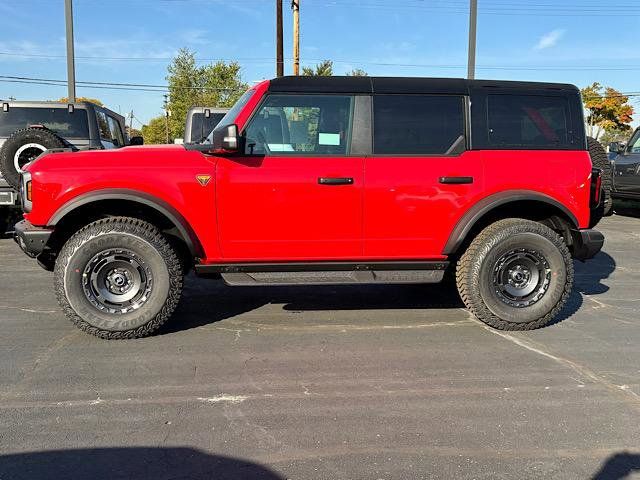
[195,261,449,286]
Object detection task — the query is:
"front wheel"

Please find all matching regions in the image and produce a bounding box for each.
[54,217,183,339]
[456,218,573,330]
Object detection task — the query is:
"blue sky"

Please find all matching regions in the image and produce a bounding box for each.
[1,0,638,126]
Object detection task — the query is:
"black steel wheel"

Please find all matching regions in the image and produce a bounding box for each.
[54,217,183,339]
[456,218,573,330]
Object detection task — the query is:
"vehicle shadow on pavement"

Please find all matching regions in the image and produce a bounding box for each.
[591,451,640,480]
[0,447,284,480]
[162,251,615,335]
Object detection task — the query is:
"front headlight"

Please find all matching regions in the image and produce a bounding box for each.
[20,171,32,213]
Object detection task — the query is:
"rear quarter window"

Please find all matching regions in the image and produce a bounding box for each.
[486,94,572,149]
[0,107,89,138]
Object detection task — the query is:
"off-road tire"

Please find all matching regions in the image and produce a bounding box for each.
[54,217,183,339]
[0,128,65,190]
[587,136,613,219]
[456,218,573,330]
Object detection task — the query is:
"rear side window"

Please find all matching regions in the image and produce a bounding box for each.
[244,94,354,155]
[0,107,89,138]
[373,95,464,155]
[487,95,571,148]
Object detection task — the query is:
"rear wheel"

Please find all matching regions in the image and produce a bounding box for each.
[456,218,573,330]
[54,217,183,339]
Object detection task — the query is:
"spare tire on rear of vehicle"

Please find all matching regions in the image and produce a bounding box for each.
[587,136,613,219]
[0,127,66,190]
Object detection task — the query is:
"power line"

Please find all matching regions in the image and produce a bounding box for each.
[1,75,639,100]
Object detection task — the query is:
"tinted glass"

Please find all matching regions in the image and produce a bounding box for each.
[373,95,464,154]
[190,112,226,143]
[0,107,89,138]
[627,130,640,153]
[107,116,124,146]
[244,94,353,155]
[96,111,112,142]
[487,94,570,148]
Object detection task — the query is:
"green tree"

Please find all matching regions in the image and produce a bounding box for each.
[125,126,143,139]
[346,68,368,76]
[141,115,168,145]
[302,60,333,76]
[581,83,634,140]
[166,48,248,139]
[58,96,103,106]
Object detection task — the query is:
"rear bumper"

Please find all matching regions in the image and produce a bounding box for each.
[571,229,604,261]
[13,220,53,258]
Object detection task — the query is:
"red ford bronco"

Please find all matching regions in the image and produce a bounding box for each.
[14,76,604,339]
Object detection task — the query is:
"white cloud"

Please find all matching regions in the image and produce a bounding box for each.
[534,29,566,50]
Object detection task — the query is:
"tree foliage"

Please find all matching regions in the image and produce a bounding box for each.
[141,116,168,145]
[302,60,334,76]
[58,96,103,106]
[165,48,248,140]
[581,83,633,140]
[346,68,368,76]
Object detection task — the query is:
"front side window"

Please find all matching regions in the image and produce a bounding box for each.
[244,94,353,155]
[373,95,464,155]
[487,94,571,148]
[626,130,640,153]
[107,116,124,146]
[96,111,112,142]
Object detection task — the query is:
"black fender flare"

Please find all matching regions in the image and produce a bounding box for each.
[48,189,203,258]
[442,191,579,255]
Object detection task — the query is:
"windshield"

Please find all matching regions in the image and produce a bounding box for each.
[204,89,255,144]
[0,107,89,138]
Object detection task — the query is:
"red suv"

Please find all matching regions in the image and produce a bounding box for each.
[14,76,604,339]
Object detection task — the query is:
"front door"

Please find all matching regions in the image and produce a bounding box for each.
[614,129,640,193]
[216,93,363,261]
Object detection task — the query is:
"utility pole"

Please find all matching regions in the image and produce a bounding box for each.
[276,0,284,77]
[292,0,300,75]
[64,0,76,102]
[163,95,170,144]
[467,0,477,80]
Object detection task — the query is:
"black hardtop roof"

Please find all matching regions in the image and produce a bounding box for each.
[268,76,579,95]
[0,100,125,122]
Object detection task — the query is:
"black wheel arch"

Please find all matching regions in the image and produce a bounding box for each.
[443,191,580,256]
[45,189,203,265]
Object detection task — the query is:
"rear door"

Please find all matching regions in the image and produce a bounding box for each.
[216,93,364,261]
[364,94,482,258]
[614,129,640,193]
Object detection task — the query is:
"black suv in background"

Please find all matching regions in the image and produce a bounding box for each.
[0,100,141,232]
[609,127,640,199]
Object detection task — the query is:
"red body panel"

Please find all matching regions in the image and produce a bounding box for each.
[24,83,594,265]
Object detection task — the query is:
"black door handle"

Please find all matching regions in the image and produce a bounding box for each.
[318,177,354,185]
[439,176,474,184]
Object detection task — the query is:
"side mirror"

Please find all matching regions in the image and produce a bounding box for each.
[129,136,144,146]
[212,124,240,153]
[609,142,625,154]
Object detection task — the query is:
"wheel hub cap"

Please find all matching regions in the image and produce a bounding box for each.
[492,248,551,308]
[82,249,153,314]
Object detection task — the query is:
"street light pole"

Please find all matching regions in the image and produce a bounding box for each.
[64,0,76,102]
[276,0,284,77]
[467,0,477,80]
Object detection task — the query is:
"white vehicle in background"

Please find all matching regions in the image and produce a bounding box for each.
[183,107,229,144]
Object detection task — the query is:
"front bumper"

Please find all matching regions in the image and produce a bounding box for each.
[571,229,604,261]
[13,220,53,258]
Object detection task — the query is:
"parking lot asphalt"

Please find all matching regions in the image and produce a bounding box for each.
[0,213,639,480]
